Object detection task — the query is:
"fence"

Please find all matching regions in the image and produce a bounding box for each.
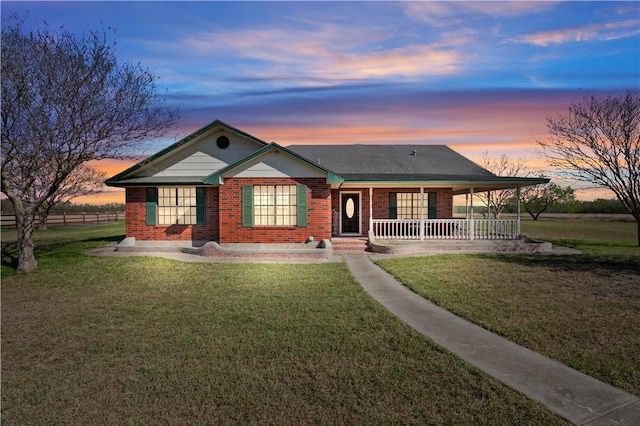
[1,212,124,229]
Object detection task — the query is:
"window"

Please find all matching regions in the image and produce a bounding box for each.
[157,187,197,225]
[253,185,297,226]
[396,192,428,219]
[390,192,437,219]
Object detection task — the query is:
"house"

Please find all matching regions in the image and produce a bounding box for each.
[106,119,546,245]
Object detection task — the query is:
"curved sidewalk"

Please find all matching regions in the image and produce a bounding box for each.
[344,255,640,426]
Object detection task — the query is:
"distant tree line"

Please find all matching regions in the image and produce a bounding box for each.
[454,197,629,216]
[506,197,629,215]
[1,200,124,215]
[532,198,630,215]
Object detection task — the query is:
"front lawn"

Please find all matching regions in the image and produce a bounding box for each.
[1,224,565,424]
[376,219,640,396]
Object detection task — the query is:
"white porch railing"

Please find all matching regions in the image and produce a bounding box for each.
[372,219,520,240]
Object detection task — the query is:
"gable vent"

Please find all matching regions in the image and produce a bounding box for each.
[217,136,230,149]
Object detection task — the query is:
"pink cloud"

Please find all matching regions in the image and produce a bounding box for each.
[331,45,463,78]
[178,24,467,82]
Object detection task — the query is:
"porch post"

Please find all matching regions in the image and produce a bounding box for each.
[469,187,475,240]
[516,186,521,237]
[465,194,469,219]
[369,187,373,236]
[420,187,425,240]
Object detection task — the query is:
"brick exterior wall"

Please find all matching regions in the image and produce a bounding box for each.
[219,177,332,243]
[126,184,453,242]
[331,187,454,235]
[125,187,219,241]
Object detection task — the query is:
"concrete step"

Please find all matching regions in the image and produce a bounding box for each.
[332,238,369,252]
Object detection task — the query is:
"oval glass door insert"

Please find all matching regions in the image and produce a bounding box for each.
[346,198,355,218]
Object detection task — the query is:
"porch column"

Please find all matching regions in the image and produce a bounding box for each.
[369,187,373,236]
[465,194,469,219]
[469,187,475,240]
[420,187,425,240]
[516,186,521,237]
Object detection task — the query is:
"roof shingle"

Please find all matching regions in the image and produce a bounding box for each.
[287,145,495,181]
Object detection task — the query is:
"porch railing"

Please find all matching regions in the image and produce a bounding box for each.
[371,219,520,240]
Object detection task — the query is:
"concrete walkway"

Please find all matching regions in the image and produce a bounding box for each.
[344,254,640,426]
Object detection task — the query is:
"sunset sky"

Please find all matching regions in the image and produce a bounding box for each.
[3,1,639,203]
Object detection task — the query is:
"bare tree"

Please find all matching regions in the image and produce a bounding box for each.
[1,18,179,271]
[477,152,530,219]
[36,165,106,230]
[537,90,640,246]
[520,182,575,220]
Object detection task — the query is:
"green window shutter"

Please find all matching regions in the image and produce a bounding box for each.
[428,192,438,219]
[389,192,397,219]
[196,187,206,225]
[296,185,308,228]
[146,187,157,225]
[242,185,253,227]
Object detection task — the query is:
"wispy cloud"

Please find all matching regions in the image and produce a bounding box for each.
[509,19,640,46]
[329,45,464,79]
[404,1,557,27]
[172,22,467,84]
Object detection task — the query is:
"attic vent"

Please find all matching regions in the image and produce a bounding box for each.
[217,136,230,149]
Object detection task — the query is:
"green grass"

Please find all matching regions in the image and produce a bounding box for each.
[521,217,639,255]
[376,218,640,396]
[1,222,126,275]
[1,224,565,424]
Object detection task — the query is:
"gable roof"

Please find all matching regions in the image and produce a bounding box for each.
[203,143,343,185]
[105,119,548,192]
[105,119,268,186]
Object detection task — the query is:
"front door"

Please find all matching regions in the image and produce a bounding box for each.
[341,193,360,234]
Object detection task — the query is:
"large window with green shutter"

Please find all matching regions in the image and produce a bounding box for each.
[146,187,205,226]
[242,185,307,227]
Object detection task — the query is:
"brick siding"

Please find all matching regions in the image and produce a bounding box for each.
[219,177,331,243]
[126,184,452,242]
[125,187,219,241]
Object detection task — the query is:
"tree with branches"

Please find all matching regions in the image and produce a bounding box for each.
[519,182,575,220]
[1,17,179,271]
[36,165,107,230]
[476,152,530,219]
[537,90,640,246]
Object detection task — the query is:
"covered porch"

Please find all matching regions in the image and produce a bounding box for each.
[334,182,540,241]
[371,184,522,240]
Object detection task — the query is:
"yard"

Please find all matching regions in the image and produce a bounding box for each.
[1,223,565,424]
[2,217,637,424]
[376,217,640,397]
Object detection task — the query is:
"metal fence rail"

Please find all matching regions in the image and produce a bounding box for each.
[1,212,124,229]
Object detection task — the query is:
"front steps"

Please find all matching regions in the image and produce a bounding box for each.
[331,237,370,253]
